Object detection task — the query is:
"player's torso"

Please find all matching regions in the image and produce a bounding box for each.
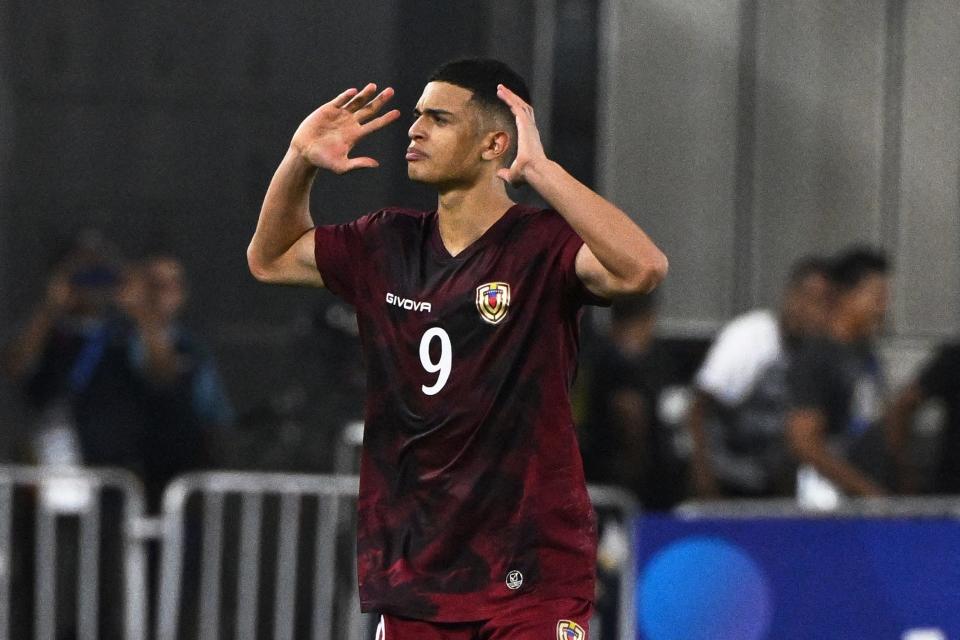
[354,206,574,427]
[348,206,597,619]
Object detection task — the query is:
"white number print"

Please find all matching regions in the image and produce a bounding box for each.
[419,327,452,396]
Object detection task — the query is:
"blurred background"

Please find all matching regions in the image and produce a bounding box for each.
[0,0,959,639]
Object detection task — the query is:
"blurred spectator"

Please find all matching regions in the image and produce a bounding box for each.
[886,342,960,494]
[5,231,137,471]
[786,246,892,502]
[119,254,234,508]
[3,234,233,511]
[579,293,685,510]
[687,257,832,498]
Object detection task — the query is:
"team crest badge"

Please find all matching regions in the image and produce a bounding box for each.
[476,282,511,324]
[557,620,585,640]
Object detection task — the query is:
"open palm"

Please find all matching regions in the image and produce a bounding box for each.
[291,83,401,174]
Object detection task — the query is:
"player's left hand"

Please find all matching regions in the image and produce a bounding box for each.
[496,84,548,186]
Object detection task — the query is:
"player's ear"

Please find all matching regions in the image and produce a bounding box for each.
[481,130,510,163]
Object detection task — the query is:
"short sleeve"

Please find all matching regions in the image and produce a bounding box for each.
[314,211,381,307]
[555,219,611,309]
[917,343,960,400]
[695,311,781,406]
[787,340,833,411]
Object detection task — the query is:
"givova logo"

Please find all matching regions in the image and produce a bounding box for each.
[385,292,431,313]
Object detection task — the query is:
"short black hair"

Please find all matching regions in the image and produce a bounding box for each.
[428,58,531,112]
[786,255,832,289]
[428,58,531,163]
[830,245,890,291]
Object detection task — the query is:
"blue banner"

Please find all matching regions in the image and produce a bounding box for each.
[635,515,960,639]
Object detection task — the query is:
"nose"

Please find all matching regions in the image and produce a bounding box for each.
[408,116,426,141]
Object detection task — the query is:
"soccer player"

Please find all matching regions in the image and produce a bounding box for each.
[247,59,667,639]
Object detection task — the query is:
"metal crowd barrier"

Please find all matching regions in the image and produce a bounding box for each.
[0,464,149,640]
[155,472,362,640]
[0,462,640,640]
[155,471,640,640]
[587,485,639,640]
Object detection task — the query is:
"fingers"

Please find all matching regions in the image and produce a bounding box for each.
[360,109,401,134]
[496,84,534,119]
[331,87,360,108]
[342,83,379,113]
[356,87,396,122]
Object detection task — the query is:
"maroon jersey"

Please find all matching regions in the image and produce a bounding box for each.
[314,204,604,622]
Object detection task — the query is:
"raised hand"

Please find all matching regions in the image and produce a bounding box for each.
[495,84,548,185]
[291,83,401,174]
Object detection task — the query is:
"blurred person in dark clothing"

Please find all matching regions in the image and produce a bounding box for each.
[687,257,832,498]
[580,293,684,510]
[119,254,234,508]
[5,230,141,473]
[4,235,233,511]
[786,246,892,499]
[886,343,960,494]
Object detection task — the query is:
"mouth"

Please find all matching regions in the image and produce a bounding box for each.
[405,148,428,161]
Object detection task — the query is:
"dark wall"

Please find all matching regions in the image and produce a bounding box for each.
[0,1,547,449]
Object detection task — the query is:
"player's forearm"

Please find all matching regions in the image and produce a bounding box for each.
[524,159,667,292]
[248,148,319,278]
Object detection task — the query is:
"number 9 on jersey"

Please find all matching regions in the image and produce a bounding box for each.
[419,328,452,395]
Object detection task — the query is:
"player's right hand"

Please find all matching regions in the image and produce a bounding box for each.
[290,83,401,174]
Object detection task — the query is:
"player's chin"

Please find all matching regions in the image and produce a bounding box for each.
[406,164,435,184]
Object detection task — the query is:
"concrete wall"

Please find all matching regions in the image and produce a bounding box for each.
[600,0,960,338]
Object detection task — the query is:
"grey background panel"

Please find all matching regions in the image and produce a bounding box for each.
[751,0,887,305]
[599,0,960,338]
[599,0,743,328]
[896,0,960,336]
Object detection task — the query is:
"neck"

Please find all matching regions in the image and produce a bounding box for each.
[435,176,514,256]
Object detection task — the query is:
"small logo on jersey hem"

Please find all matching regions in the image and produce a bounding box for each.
[476,282,510,324]
[505,569,523,590]
[557,620,585,640]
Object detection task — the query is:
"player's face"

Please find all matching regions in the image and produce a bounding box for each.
[846,273,889,337]
[406,82,486,187]
[783,273,832,337]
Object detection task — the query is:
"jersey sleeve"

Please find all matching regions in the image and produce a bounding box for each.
[314,211,382,307]
[917,343,960,400]
[555,218,611,308]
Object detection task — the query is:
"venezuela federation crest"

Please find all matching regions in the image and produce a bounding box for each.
[476,282,511,324]
[557,620,586,640]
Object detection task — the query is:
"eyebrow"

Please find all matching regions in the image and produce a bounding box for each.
[412,108,456,119]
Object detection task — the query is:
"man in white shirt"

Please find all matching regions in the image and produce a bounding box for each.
[688,257,832,497]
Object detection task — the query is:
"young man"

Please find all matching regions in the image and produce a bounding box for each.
[687,257,832,498]
[786,247,891,501]
[248,59,667,639]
